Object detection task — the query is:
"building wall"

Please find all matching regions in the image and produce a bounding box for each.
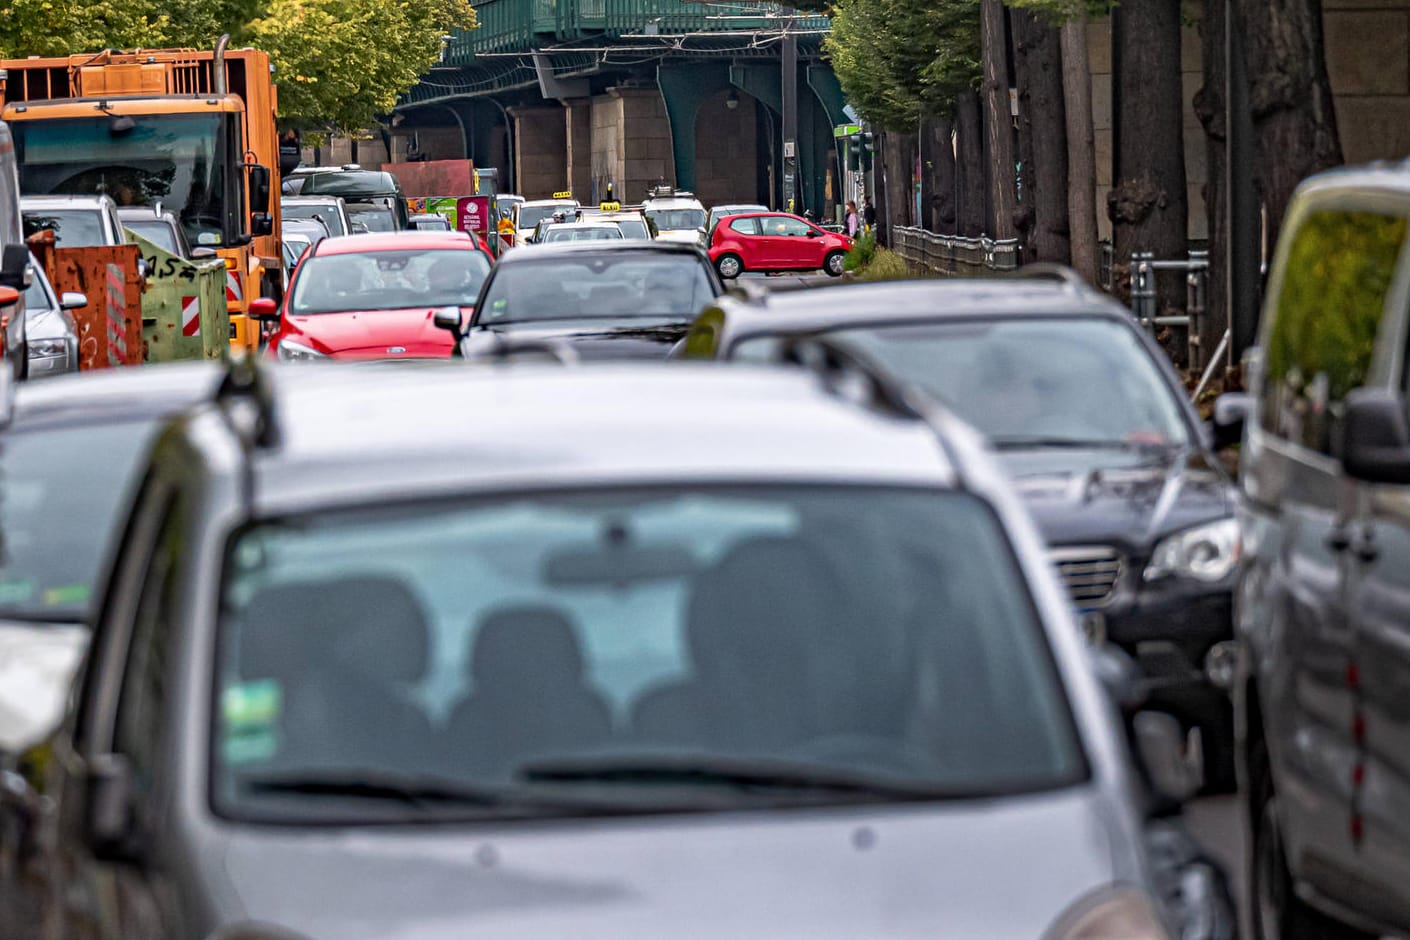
[693,91,759,208]
[510,106,567,199]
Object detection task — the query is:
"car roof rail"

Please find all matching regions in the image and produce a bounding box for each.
[1010,262,1088,288]
[774,333,924,421]
[478,335,580,366]
[215,357,280,449]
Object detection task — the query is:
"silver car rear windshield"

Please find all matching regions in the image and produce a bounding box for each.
[212,485,1086,824]
[478,253,714,324]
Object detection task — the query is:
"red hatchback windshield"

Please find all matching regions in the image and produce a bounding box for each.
[290,249,490,315]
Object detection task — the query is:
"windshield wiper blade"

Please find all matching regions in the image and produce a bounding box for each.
[991,436,1176,451]
[242,770,515,807]
[518,755,961,801]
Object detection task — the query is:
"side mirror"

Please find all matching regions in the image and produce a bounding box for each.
[59,291,88,310]
[191,247,218,260]
[350,222,369,235]
[83,753,143,863]
[250,213,274,237]
[1210,391,1251,451]
[247,164,272,214]
[806,229,821,238]
[1133,711,1202,807]
[248,297,281,322]
[433,306,463,337]
[1090,642,1144,713]
[1337,387,1410,484]
[0,243,31,290]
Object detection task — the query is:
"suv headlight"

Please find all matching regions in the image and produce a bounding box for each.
[276,339,327,363]
[1144,518,1240,583]
[1048,887,1172,939]
[27,339,67,358]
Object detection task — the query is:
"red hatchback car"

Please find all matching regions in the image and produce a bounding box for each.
[253,231,492,361]
[707,211,853,279]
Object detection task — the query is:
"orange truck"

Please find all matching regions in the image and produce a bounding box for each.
[0,35,281,354]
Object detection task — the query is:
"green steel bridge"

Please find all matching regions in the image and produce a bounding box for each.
[393,0,845,211]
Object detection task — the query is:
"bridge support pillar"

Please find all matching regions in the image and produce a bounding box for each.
[564,98,593,201]
[590,87,675,203]
[508,104,567,199]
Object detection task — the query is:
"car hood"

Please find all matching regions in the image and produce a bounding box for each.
[215,788,1134,939]
[996,446,1232,550]
[23,306,74,342]
[0,619,87,754]
[466,320,691,360]
[283,308,461,359]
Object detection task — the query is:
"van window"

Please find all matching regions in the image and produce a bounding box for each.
[1261,210,1408,454]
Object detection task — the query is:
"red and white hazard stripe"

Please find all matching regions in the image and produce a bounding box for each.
[226,270,243,305]
[181,295,201,337]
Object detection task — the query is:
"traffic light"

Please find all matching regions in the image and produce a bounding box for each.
[846,136,861,172]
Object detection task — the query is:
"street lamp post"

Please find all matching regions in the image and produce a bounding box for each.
[781,6,798,215]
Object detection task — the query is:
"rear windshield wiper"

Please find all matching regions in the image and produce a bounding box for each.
[518,755,973,801]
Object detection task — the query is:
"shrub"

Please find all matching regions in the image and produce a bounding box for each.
[843,231,877,272]
[859,247,913,281]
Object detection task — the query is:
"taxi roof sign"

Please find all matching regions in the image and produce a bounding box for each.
[599,201,622,212]
[552,190,573,200]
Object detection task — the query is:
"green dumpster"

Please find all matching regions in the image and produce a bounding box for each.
[133,233,229,362]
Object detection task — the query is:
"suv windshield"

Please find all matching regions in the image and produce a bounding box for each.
[13,114,235,247]
[213,486,1084,823]
[645,208,706,231]
[479,254,715,324]
[291,248,490,314]
[737,318,1191,449]
[518,204,574,232]
[283,202,348,237]
[347,205,396,233]
[0,418,160,622]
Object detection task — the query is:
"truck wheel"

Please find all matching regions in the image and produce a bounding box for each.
[1249,740,1374,940]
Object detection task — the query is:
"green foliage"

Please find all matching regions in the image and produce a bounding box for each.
[1002,0,1112,22]
[843,230,877,271]
[825,0,980,131]
[858,247,914,281]
[0,0,475,133]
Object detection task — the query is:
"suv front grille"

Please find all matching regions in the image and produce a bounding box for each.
[1049,546,1124,608]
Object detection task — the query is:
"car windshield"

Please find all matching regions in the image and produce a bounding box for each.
[283,203,348,237]
[22,210,104,247]
[518,204,572,231]
[212,485,1084,823]
[0,418,159,622]
[645,207,706,231]
[541,226,624,243]
[736,318,1191,448]
[124,219,179,254]
[347,205,396,232]
[22,271,52,310]
[478,254,715,324]
[613,219,651,240]
[12,113,235,247]
[290,248,491,314]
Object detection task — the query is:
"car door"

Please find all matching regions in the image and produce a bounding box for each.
[725,216,762,265]
[1344,203,1410,929]
[1246,202,1409,918]
[760,215,813,269]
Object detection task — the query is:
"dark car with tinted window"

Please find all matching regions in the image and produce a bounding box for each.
[684,273,1240,791]
[441,241,725,361]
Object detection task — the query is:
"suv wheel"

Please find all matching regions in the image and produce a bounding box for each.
[1250,741,1374,940]
[824,250,846,277]
[715,253,743,280]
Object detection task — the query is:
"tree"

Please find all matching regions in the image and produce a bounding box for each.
[980,0,1016,238]
[1193,0,1229,370]
[1234,0,1340,240]
[249,0,476,132]
[1011,7,1069,263]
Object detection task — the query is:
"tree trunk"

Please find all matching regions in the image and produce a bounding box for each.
[955,90,986,238]
[1109,0,1188,303]
[1013,9,1071,264]
[1061,17,1099,284]
[874,130,890,247]
[1195,0,1229,372]
[923,115,957,234]
[1235,0,1341,242]
[882,130,915,241]
[981,0,1017,239]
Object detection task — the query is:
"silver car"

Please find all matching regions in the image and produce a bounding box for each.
[21,256,82,377]
[8,354,1221,939]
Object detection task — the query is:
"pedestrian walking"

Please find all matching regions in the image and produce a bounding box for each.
[863,197,877,230]
[844,200,860,238]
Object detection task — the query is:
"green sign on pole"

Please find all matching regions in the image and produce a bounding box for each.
[833,123,863,138]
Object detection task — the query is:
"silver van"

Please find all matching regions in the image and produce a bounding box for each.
[0,119,31,379]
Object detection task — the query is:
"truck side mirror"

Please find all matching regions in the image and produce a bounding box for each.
[0,243,31,291]
[248,164,272,214]
[251,214,274,237]
[1211,392,1251,451]
[1338,387,1410,484]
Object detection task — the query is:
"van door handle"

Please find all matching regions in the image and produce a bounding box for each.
[1327,528,1352,553]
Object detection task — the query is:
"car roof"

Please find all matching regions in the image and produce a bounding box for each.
[311,231,478,255]
[708,277,1131,344]
[494,240,706,263]
[21,195,113,209]
[8,360,225,429]
[643,197,704,210]
[281,195,345,205]
[116,207,177,222]
[203,362,958,513]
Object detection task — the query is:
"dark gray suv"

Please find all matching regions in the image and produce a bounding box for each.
[5,356,1225,939]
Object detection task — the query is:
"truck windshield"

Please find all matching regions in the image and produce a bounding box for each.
[12,113,237,249]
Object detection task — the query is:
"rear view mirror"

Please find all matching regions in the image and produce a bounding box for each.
[433,306,463,337]
[1337,387,1410,484]
[806,229,821,238]
[191,247,218,260]
[248,297,280,322]
[60,291,87,310]
[1210,392,1251,451]
[251,214,274,237]
[248,164,272,213]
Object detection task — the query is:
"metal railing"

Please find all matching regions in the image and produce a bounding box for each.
[891,226,1021,276]
[1129,250,1214,370]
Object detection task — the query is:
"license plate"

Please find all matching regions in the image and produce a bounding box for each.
[1077,610,1107,646]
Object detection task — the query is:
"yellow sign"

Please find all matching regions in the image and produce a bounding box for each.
[599,201,622,212]
[552,190,573,200]
[473,169,481,194]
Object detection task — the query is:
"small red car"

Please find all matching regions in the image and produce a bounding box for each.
[253,231,492,361]
[707,211,853,279]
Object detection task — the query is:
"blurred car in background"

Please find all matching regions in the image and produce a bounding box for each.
[706,202,767,235]
[20,194,124,248]
[708,211,852,278]
[642,187,707,244]
[538,222,625,244]
[282,217,330,252]
[409,212,454,232]
[117,206,207,259]
[21,254,82,377]
[515,196,579,238]
[579,206,654,240]
[282,194,354,238]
